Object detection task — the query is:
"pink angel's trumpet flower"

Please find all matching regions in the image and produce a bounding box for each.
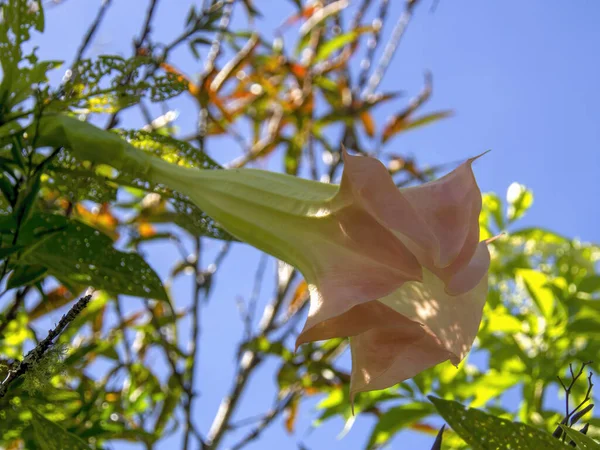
[36,114,491,397]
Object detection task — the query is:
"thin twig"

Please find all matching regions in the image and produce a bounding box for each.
[196,0,235,147]
[71,0,114,67]
[136,0,160,49]
[0,294,92,398]
[363,0,422,98]
[229,394,295,450]
[245,254,269,339]
[357,0,390,91]
[183,237,205,450]
[554,361,594,440]
[205,266,297,449]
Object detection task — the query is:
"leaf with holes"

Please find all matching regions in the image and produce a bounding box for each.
[10,213,168,300]
[429,396,571,450]
[559,425,600,450]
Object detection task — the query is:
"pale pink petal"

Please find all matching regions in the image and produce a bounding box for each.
[438,241,491,296]
[349,271,488,396]
[296,295,402,348]
[296,151,489,351]
[378,270,488,363]
[400,157,483,269]
[338,149,484,280]
[349,326,450,399]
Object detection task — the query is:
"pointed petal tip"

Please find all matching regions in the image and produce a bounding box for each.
[485,232,505,244]
[340,145,350,162]
[470,149,491,163]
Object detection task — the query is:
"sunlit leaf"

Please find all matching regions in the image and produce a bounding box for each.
[314,26,373,62]
[367,402,435,448]
[517,269,555,318]
[507,182,534,222]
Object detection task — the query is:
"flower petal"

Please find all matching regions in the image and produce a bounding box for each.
[339,149,484,278]
[349,271,488,397]
[350,326,450,399]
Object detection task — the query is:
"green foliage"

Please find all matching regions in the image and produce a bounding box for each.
[367,402,435,448]
[30,409,90,449]
[1,213,168,300]
[429,396,571,449]
[559,425,600,450]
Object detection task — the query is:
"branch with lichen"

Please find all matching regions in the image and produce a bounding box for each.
[0,294,92,399]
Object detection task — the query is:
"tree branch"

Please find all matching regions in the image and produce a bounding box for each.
[71,0,114,68]
[363,0,422,98]
[205,265,297,449]
[230,393,295,450]
[0,294,92,399]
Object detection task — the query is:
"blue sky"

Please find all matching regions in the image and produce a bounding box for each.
[28,0,600,449]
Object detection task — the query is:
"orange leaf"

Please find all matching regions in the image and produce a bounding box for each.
[74,203,119,240]
[382,110,453,143]
[92,303,105,335]
[360,111,376,137]
[289,63,308,79]
[288,280,309,315]
[280,3,319,29]
[105,392,119,402]
[29,286,74,320]
[284,395,300,434]
[410,422,439,434]
[138,222,156,238]
[303,386,320,396]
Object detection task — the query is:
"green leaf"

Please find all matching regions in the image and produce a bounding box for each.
[579,275,600,294]
[559,425,600,450]
[482,192,505,230]
[0,245,23,259]
[0,0,47,110]
[10,213,168,300]
[430,425,445,450]
[517,269,555,318]
[507,182,534,222]
[30,409,90,450]
[315,27,372,62]
[429,396,571,450]
[6,264,48,289]
[367,402,434,448]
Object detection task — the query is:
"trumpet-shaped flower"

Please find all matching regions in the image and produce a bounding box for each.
[36,114,491,398]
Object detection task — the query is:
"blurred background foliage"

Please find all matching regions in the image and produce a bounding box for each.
[0,0,598,449]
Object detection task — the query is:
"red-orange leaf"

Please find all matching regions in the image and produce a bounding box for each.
[288,279,309,316]
[284,395,300,434]
[29,286,74,320]
[360,111,376,137]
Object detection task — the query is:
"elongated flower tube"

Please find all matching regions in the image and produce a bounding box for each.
[36,114,491,398]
